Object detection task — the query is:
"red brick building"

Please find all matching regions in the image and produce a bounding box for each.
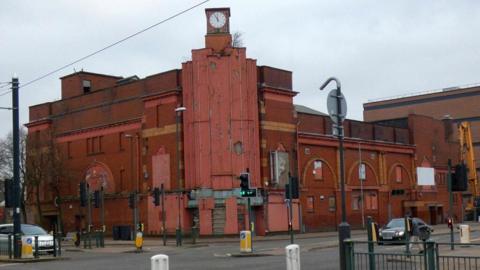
[26,8,459,235]
[364,86,479,221]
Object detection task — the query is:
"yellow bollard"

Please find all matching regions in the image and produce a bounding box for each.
[135,232,143,251]
[240,230,252,253]
[21,238,33,258]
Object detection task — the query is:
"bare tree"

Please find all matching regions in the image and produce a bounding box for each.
[232,31,244,48]
[24,129,68,232]
[0,128,27,222]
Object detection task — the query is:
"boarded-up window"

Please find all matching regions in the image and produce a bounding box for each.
[152,153,171,189]
[313,160,323,180]
[307,196,315,212]
[328,196,336,212]
[395,166,403,183]
[351,191,361,210]
[365,192,378,210]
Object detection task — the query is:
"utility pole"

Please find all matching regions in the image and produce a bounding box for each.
[12,76,21,258]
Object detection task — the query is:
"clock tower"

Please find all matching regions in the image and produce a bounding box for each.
[205,8,231,52]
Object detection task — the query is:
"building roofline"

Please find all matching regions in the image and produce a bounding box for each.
[365,83,480,107]
[257,65,292,74]
[60,71,123,80]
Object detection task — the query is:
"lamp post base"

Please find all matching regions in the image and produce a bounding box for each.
[338,222,351,270]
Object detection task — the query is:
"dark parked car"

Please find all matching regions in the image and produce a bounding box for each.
[378,217,433,243]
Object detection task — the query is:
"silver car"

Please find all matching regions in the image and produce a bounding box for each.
[0,224,55,254]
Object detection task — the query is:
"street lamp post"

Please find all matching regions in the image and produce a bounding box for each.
[125,134,139,237]
[11,76,21,258]
[320,77,350,270]
[175,106,186,247]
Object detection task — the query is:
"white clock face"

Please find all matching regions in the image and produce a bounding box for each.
[209,12,226,29]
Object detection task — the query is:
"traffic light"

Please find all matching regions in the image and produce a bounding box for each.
[79,182,87,207]
[128,192,136,209]
[4,179,14,208]
[285,176,299,199]
[291,177,299,199]
[447,217,453,229]
[238,173,257,197]
[152,187,160,206]
[93,190,101,208]
[452,163,468,191]
[239,172,250,196]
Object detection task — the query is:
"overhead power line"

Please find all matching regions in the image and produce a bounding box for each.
[1,0,210,96]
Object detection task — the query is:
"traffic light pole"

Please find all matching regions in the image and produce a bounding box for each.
[12,76,21,259]
[133,192,138,239]
[448,159,454,250]
[161,184,166,246]
[288,176,294,244]
[87,185,92,249]
[100,187,105,247]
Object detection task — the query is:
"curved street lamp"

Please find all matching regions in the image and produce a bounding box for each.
[320,77,350,270]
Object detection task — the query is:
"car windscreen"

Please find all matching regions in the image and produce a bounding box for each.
[21,225,48,236]
[385,219,405,228]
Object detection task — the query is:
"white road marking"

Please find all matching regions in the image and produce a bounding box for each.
[0,263,21,268]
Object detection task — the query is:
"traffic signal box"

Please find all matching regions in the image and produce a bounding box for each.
[4,179,14,208]
[93,190,101,208]
[452,163,468,191]
[79,181,88,207]
[285,176,299,199]
[239,173,256,197]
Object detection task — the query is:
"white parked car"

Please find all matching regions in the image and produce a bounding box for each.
[0,224,56,254]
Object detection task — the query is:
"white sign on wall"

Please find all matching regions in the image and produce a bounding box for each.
[416,167,435,186]
[359,163,366,181]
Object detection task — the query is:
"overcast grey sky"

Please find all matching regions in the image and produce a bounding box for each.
[1,0,480,137]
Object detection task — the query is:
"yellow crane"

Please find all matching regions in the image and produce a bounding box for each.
[458,121,479,216]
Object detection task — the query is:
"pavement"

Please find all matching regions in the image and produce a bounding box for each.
[58,221,480,256]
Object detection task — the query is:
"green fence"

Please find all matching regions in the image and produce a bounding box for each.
[345,240,480,270]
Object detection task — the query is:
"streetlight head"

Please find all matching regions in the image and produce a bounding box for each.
[319,77,341,91]
[175,107,186,112]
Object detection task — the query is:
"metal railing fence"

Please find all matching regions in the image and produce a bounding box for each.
[346,240,480,270]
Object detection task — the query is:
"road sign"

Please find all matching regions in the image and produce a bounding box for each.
[326,89,347,124]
